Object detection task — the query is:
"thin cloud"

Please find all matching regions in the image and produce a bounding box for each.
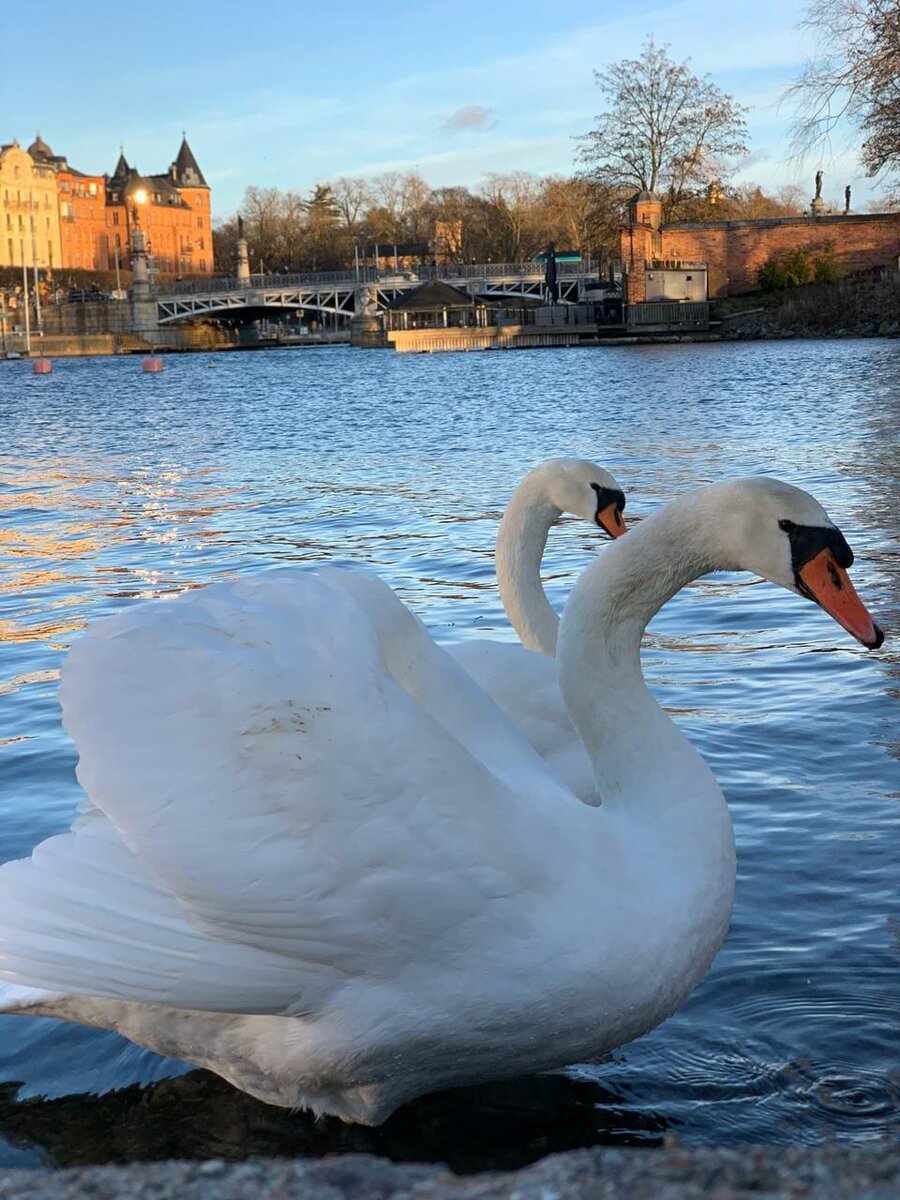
[440,104,497,133]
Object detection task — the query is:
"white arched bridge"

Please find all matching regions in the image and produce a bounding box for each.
[154,262,597,325]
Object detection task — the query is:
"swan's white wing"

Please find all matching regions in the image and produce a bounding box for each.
[0,814,311,1010]
[0,569,575,1015]
[449,640,597,804]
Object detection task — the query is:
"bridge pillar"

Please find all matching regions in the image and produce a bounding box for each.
[129,223,160,337]
[350,284,387,348]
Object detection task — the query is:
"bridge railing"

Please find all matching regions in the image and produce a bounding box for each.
[161,259,597,296]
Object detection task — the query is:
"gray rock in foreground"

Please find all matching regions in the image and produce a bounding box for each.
[1,1144,898,1199]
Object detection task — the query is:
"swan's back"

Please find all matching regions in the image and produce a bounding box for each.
[0,568,576,1015]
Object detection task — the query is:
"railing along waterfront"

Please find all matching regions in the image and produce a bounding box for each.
[627,301,709,326]
[163,259,596,297]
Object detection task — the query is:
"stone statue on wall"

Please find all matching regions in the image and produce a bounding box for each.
[815,170,823,199]
[237,214,245,239]
[845,185,852,213]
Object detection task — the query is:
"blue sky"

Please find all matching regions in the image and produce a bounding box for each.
[2,0,882,220]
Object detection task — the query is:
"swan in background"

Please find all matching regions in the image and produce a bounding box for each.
[450,458,626,799]
[490,457,626,655]
[0,478,883,1124]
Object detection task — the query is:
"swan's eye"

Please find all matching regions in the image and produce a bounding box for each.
[590,483,626,513]
[779,519,854,574]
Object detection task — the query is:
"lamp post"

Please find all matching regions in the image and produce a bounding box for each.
[30,200,43,335]
[19,238,31,355]
[129,188,151,301]
[125,186,148,279]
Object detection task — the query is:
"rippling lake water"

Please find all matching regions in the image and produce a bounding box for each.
[0,342,897,1168]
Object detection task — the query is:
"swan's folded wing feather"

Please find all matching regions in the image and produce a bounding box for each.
[0,569,569,1013]
[0,815,315,1011]
[450,639,596,803]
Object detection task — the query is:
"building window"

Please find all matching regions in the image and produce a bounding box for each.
[200,258,206,270]
[197,216,203,228]
[113,211,119,225]
[60,180,69,192]
[89,182,97,196]
[195,195,202,205]
[197,237,204,249]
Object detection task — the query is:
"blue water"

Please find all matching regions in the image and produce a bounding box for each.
[0,343,897,1164]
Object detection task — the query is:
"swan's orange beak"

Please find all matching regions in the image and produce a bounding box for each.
[798,549,884,649]
[596,503,627,539]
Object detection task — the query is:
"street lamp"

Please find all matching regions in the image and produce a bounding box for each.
[124,185,149,282]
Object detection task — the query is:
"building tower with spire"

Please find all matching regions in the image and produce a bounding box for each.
[105,135,213,277]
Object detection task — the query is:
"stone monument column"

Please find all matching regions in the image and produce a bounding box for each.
[236,216,250,283]
[130,221,159,337]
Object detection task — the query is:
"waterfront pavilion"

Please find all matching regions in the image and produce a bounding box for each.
[386,279,498,331]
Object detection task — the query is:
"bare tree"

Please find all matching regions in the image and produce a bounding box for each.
[279,190,307,271]
[240,186,287,271]
[212,215,239,273]
[369,172,406,240]
[480,172,544,260]
[578,39,749,216]
[426,186,485,261]
[537,176,626,261]
[331,177,372,231]
[788,0,900,177]
[398,172,432,242]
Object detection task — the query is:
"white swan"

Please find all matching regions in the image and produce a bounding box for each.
[0,478,882,1125]
[449,458,625,799]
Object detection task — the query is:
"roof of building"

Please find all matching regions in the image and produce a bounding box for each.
[28,134,53,161]
[111,152,130,181]
[172,136,207,188]
[631,190,660,204]
[147,173,192,206]
[388,278,493,310]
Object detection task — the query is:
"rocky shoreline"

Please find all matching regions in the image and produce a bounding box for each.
[714,273,900,341]
[0,1144,898,1199]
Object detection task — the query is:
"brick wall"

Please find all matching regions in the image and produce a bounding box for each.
[622,211,900,299]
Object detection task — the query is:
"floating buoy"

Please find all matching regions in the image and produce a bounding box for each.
[32,358,52,375]
[142,356,164,373]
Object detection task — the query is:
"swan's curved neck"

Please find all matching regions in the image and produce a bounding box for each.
[495,477,563,655]
[558,493,719,804]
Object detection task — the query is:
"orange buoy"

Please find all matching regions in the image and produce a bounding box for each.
[32,358,52,375]
[142,356,164,373]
